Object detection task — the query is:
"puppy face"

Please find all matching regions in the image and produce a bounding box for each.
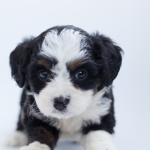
[10,25,122,119]
[28,29,98,119]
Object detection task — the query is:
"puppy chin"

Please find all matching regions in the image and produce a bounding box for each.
[47,109,74,119]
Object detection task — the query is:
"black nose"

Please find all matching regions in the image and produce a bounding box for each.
[54,96,70,111]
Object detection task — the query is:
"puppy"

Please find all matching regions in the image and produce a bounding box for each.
[5,25,122,150]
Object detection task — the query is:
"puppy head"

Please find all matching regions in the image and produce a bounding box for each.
[10,26,122,119]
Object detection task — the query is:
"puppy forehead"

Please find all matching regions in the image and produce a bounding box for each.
[39,28,90,64]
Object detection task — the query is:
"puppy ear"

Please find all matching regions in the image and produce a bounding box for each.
[92,32,123,89]
[10,38,34,88]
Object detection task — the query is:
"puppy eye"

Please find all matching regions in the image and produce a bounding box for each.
[75,70,87,79]
[39,71,49,79]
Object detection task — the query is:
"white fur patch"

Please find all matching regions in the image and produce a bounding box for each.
[19,141,50,150]
[81,130,117,150]
[2,131,27,147]
[40,29,90,63]
[26,91,33,96]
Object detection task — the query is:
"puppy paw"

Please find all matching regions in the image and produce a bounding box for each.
[19,141,50,150]
[2,131,27,147]
[83,130,117,150]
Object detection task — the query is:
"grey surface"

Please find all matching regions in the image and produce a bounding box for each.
[0,141,84,150]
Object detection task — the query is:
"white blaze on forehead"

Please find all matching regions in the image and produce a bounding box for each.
[40,29,90,63]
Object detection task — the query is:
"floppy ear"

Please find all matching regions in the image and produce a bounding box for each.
[10,38,34,88]
[92,33,123,90]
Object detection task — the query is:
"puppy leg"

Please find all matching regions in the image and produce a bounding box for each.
[82,130,117,150]
[20,116,59,150]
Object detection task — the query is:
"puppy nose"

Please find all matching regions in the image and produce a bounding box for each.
[54,97,70,111]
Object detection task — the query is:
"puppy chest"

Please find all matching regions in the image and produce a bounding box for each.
[58,118,83,142]
[57,117,83,133]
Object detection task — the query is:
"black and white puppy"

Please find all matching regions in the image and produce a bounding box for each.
[5,25,122,150]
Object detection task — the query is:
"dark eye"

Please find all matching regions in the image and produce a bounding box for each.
[39,71,49,79]
[75,70,87,79]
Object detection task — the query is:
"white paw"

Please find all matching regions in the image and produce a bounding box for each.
[2,131,27,147]
[19,141,50,150]
[83,130,117,150]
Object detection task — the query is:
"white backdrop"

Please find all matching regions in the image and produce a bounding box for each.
[0,0,150,150]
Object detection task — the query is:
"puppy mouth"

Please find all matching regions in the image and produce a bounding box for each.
[52,108,68,114]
